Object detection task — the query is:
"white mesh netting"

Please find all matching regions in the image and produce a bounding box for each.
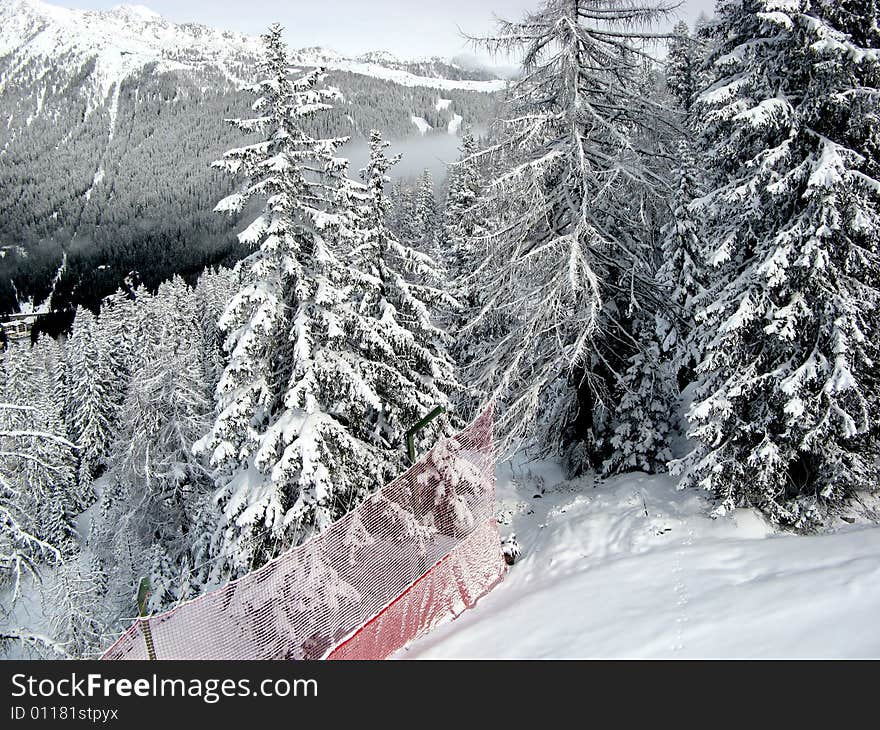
[101,406,504,660]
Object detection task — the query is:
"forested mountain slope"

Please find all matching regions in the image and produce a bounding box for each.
[0,1,500,320]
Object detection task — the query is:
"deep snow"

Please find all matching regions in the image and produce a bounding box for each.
[400,460,880,659]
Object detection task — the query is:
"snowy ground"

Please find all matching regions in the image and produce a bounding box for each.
[400,460,880,659]
[5,462,878,660]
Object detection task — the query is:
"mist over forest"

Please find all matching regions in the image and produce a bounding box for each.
[0,44,499,324]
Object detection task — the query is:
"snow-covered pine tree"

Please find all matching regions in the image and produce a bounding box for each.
[812,0,880,183]
[193,266,241,398]
[674,1,880,526]
[66,307,117,489]
[0,348,76,604]
[445,129,484,287]
[45,553,106,658]
[446,129,498,408]
[178,489,220,599]
[460,0,677,462]
[36,334,79,494]
[390,181,418,246]
[198,26,428,578]
[31,336,82,541]
[655,137,706,386]
[0,341,80,556]
[818,0,880,48]
[665,20,699,112]
[601,312,678,474]
[353,130,460,446]
[97,286,139,409]
[0,338,107,659]
[602,56,683,476]
[414,168,439,256]
[94,277,214,614]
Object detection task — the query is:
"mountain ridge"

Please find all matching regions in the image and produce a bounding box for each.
[0,0,506,97]
[0,0,501,321]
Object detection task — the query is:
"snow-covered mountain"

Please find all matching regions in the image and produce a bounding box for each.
[0,1,261,97]
[344,50,505,88]
[0,0,506,99]
[0,0,501,321]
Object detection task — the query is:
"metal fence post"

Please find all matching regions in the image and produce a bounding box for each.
[136,577,157,660]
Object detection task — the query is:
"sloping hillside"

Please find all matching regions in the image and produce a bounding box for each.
[402,462,880,658]
[0,1,500,317]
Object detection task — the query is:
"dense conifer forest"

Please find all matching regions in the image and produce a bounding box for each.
[1,0,878,659]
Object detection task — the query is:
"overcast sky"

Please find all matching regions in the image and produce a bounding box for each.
[57,1,718,58]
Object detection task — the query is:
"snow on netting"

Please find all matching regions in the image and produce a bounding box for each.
[101,406,504,660]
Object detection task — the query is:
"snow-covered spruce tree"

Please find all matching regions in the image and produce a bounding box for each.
[601,56,683,476]
[352,130,459,444]
[0,353,76,605]
[30,337,83,538]
[655,137,706,386]
[0,341,105,659]
[674,1,880,527]
[812,0,880,182]
[35,334,79,490]
[413,168,439,257]
[460,0,676,462]
[446,129,497,404]
[445,129,485,288]
[193,266,241,398]
[602,310,679,474]
[66,307,118,489]
[97,286,139,407]
[390,181,418,246]
[665,20,700,112]
[818,0,880,48]
[0,342,79,558]
[94,278,214,616]
[198,26,431,578]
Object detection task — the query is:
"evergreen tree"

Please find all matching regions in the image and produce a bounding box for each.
[97,286,139,408]
[414,169,438,252]
[602,314,677,475]
[656,138,706,385]
[390,181,418,246]
[354,130,460,445]
[0,339,105,658]
[665,20,699,112]
[37,334,78,475]
[445,129,484,285]
[674,1,880,527]
[603,79,684,477]
[94,278,215,615]
[445,129,496,410]
[0,349,75,603]
[1,341,80,552]
[198,26,435,578]
[405,168,442,265]
[66,307,116,489]
[193,266,241,397]
[817,0,880,47]
[31,337,82,539]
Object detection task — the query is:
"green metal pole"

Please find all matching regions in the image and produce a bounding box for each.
[406,406,446,464]
[136,576,157,661]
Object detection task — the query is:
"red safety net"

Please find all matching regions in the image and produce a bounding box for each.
[101,406,503,660]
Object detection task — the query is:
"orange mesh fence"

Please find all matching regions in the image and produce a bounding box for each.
[101,406,503,660]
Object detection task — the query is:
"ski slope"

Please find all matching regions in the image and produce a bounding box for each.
[401,460,880,659]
